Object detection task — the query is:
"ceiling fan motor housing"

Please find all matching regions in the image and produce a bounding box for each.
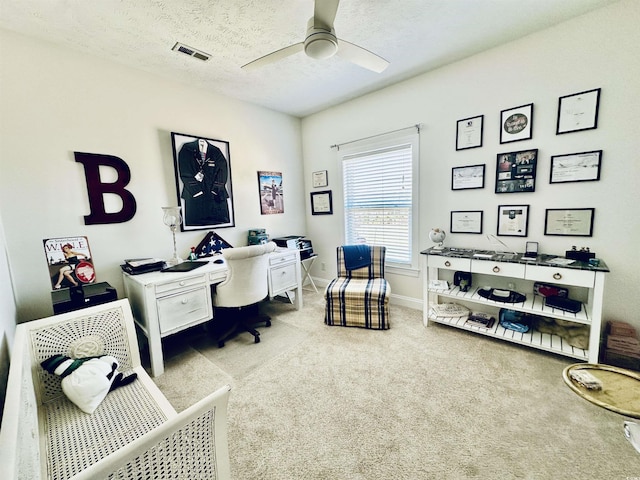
[304,26,338,59]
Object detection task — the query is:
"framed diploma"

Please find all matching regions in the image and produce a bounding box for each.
[495,149,537,194]
[550,151,602,184]
[497,205,529,237]
[452,164,485,190]
[500,103,533,144]
[544,208,594,236]
[456,115,483,150]
[310,190,333,215]
[556,88,601,135]
[450,210,483,234]
[312,170,328,188]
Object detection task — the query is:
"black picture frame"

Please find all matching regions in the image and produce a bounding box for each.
[556,88,601,135]
[497,205,529,237]
[456,115,484,150]
[550,150,602,184]
[495,149,538,194]
[500,103,533,144]
[310,190,333,215]
[170,132,235,231]
[450,210,483,234]
[452,164,485,190]
[544,208,595,237]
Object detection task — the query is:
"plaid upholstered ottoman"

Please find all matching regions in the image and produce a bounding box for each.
[324,245,390,329]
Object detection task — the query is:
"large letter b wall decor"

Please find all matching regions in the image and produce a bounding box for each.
[74,152,137,224]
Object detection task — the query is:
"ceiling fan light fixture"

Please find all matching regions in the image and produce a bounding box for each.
[304,31,338,59]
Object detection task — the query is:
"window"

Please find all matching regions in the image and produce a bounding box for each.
[340,131,419,271]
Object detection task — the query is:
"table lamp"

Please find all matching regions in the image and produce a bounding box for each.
[162,206,183,266]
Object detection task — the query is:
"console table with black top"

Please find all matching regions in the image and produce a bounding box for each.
[51,281,118,314]
[123,248,302,377]
[421,247,609,363]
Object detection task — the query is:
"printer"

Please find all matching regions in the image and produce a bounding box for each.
[272,235,314,260]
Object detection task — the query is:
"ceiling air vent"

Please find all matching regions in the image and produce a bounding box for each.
[172,42,211,61]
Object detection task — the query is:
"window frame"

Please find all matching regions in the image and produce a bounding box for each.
[338,131,420,275]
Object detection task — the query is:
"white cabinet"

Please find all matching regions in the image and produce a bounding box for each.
[123,262,227,377]
[421,249,609,363]
[268,250,302,301]
[123,249,303,377]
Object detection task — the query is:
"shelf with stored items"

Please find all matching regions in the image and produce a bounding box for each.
[421,248,609,363]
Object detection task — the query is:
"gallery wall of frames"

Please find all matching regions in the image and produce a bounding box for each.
[451,87,601,239]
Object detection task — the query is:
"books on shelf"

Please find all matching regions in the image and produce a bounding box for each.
[429,302,469,318]
[429,279,449,290]
[465,312,495,329]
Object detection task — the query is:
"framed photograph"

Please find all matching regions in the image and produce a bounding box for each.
[170,132,235,231]
[500,103,533,144]
[456,115,484,150]
[556,88,601,134]
[310,190,333,215]
[544,208,595,237]
[312,170,328,188]
[452,164,485,190]
[450,210,483,234]
[550,150,602,184]
[497,205,529,237]
[495,149,538,193]
[258,171,284,215]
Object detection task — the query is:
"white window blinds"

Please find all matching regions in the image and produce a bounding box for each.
[342,140,415,265]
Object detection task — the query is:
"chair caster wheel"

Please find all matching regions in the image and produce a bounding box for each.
[254,336,260,344]
[218,341,225,348]
[265,320,271,327]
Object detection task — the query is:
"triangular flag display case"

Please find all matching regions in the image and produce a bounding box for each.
[194,231,233,257]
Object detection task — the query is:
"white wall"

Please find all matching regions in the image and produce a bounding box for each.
[302,0,640,328]
[0,211,17,421]
[0,30,304,322]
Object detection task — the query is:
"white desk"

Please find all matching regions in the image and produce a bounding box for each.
[123,248,302,376]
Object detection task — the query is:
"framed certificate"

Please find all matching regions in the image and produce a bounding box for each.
[450,210,483,234]
[544,208,595,236]
[310,190,333,215]
[312,170,328,188]
[550,151,602,183]
[500,103,533,144]
[497,205,529,237]
[452,164,485,190]
[556,88,601,134]
[456,115,483,150]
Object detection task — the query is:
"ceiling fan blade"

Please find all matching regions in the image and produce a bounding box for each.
[314,0,340,30]
[337,39,389,73]
[241,42,304,71]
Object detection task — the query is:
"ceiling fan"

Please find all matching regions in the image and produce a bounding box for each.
[241,0,389,73]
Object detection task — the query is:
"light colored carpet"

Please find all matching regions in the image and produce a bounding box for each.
[152,292,640,479]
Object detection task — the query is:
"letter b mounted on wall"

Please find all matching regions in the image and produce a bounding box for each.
[74,152,137,224]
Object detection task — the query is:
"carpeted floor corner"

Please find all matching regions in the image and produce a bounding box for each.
[153,291,640,479]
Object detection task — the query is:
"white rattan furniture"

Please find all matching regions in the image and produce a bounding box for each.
[0,299,232,480]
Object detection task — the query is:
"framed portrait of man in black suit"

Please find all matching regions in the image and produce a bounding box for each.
[171,132,235,231]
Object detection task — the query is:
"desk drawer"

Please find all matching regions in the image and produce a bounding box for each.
[157,286,211,334]
[270,264,297,294]
[209,269,228,284]
[155,274,206,296]
[472,260,525,278]
[270,252,297,266]
[525,265,595,288]
[427,255,471,271]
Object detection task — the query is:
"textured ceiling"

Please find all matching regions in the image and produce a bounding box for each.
[0,0,619,117]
